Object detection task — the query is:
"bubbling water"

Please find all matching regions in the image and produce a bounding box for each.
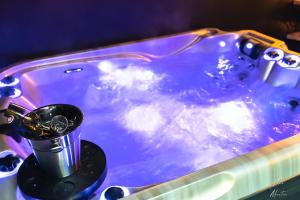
[82,54,300,187]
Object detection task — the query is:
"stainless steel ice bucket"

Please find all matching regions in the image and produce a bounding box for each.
[18,104,83,178]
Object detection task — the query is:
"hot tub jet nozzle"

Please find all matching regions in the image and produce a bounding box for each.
[100,184,156,200]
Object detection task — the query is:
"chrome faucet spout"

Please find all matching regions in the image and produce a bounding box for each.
[4,103,32,123]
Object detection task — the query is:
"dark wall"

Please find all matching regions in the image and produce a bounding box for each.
[0,0,299,68]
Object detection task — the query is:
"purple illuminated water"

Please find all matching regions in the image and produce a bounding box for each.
[81,55,299,189]
[11,34,300,196]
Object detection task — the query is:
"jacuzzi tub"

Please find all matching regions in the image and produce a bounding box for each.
[1,28,300,199]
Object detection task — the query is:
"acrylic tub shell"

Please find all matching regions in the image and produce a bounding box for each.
[0,29,300,200]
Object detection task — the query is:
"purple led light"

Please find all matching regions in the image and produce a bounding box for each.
[64,68,83,74]
[219,41,226,47]
[246,42,254,49]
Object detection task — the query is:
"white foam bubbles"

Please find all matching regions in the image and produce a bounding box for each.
[124,104,166,134]
[97,61,164,91]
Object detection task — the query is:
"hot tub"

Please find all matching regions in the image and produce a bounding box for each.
[1,28,300,200]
